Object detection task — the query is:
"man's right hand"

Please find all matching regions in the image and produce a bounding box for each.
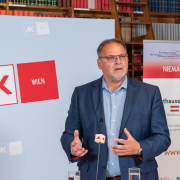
[70,130,88,157]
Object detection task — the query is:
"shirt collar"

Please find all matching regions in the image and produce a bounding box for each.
[102,75,128,92]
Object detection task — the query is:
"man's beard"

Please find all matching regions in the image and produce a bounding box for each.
[109,67,127,83]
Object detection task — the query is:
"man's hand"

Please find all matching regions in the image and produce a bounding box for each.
[111,128,141,156]
[70,130,88,157]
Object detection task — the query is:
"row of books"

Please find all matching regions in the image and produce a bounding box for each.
[74,0,132,11]
[0,10,34,15]
[0,10,71,16]
[148,0,180,13]
[133,0,142,12]
[134,0,180,13]
[9,0,58,6]
[152,23,180,41]
[133,22,180,41]
[0,0,6,3]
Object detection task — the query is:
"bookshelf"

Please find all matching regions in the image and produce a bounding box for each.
[1,0,74,17]
[109,0,155,80]
[1,0,180,80]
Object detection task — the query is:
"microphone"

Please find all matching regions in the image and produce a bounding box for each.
[96,118,105,180]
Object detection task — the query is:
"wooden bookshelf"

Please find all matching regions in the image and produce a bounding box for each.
[109,0,154,80]
[0,3,7,6]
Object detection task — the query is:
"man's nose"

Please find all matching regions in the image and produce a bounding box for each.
[115,56,121,63]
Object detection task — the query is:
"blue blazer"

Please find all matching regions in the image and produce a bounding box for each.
[61,76,171,180]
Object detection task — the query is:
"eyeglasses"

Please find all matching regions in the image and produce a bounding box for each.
[99,54,128,62]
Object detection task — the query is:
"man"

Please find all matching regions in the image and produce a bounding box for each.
[61,39,171,180]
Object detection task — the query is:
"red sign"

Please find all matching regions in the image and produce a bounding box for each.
[17,60,59,103]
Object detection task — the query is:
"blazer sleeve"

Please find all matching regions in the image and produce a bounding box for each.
[138,86,171,162]
[60,88,82,163]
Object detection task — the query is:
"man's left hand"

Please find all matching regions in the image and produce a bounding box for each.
[111,128,141,156]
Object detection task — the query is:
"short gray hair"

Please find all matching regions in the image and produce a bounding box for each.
[97,38,127,58]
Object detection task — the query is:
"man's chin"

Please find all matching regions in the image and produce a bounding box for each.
[110,74,126,83]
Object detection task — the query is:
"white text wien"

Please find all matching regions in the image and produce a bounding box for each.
[31,78,45,85]
[163,66,180,72]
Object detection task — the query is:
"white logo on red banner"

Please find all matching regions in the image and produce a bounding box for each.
[17,60,59,103]
[0,65,18,106]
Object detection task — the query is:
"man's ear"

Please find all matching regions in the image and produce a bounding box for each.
[97,59,102,70]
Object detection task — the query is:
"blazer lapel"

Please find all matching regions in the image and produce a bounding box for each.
[119,77,138,137]
[91,77,106,137]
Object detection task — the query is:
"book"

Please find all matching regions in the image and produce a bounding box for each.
[151,0,155,12]
[164,1,167,13]
[58,0,62,7]
[158,0,162,12]
[134,54,141,63]
[170,23,174,40]
[155,0,158,12]
[122,0,127,11]
[125,17,131,42]
[148,0,152,12]
[67,0,70,7]
[121,16,126,41]
[126,0,131,11]
[162,23,166,40]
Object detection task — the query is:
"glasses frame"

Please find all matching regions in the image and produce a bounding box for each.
[99,54,128,62]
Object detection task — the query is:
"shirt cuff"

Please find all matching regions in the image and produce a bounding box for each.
[70,148,79,161]
[138,155,143,161]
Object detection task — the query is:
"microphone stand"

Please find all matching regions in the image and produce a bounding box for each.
[96,118,103,180]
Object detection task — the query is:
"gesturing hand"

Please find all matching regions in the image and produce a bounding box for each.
[111,128,141,156]
[70,130,88,157]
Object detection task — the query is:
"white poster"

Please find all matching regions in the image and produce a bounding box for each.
[143,40,180,180]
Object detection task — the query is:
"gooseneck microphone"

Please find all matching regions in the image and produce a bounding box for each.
[100,118,103,134]
[96,118,104,180]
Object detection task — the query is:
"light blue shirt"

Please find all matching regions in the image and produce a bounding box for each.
[102,76,127,177]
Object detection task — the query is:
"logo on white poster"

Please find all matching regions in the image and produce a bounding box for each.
[26,26,35,33]
[0,143,9,157]
[0,65,18,106]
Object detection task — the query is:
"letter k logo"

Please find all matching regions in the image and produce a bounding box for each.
[0,64,18,106]
[0,75,12,94]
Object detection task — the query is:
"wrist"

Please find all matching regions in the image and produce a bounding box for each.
[137,147,143,155]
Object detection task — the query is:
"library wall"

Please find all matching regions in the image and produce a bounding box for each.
[0,16,114,180]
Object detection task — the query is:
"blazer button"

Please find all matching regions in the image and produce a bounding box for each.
[103,166,106,169]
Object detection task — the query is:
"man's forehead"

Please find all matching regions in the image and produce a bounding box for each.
[102,43,126,54]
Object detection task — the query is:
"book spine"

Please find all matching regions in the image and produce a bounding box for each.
[35,0,38,5]
[148,0,152,12]
[31,0,35,5]
[151,0,155,12]
[165,0,168,13]
[98,0,101,9]
[47,0,51,6]
[178,0,180,13]
[126,0,131,11]
[167,0,171,12]
[122,0,126,11]
[102,0,105,9]
[80,0,83,8]
[76,0,80,7]
[162,0,165,13]
[66,0,71,7]
[95,0,98,9]
[105,0,108,10]
[155,0,159,12]
[118,0,122,10]
[84,0,88,8]
[172,0,175,13]
[175,0,178,13]
[159,0,162,12]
